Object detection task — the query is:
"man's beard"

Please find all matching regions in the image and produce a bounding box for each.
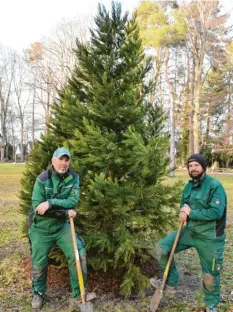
[189,170,204,180]
[55,168,69,177]
[57,168,68,173]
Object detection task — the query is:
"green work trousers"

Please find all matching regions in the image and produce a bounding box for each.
[29,222,87,298]
[157,226,225,309]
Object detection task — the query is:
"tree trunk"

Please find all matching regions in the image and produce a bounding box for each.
[32,89,35,142]
[6,143,9,161]
[0,122,6,161]
[205,109,210,144]
[20,120,24,162]
[189,52,195,155]
[164,47,175,177]
[1,143,4,161]
[193,64,202,153]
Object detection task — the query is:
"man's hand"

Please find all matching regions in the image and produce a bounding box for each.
[179,211,187,222]
[68,210,76,218]
[180,204,191,215]
[36,201,49,215]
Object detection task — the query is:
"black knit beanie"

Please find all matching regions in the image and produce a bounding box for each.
[187,154,207,171]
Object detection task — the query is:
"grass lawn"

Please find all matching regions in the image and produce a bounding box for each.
[0,164,233,311]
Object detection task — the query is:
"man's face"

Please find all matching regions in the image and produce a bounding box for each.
[188,161,204,179]
[52,155,70,173]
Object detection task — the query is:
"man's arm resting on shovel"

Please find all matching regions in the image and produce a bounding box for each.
[179,210,187,222]
[47,178,80,209]
[32,176,79,217]
[42,207,76,219]
[180,185,226,221]
[179,193,188,222]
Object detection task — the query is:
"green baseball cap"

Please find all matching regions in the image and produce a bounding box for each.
[53,147,71,159]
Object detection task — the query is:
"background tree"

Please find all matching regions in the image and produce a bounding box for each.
[136,0,187,176]
[20,1,181,296]
[181,0,230,153]
[12,54,31,162]
[24,42,44,142]
[24,17,92,135]
[0,46,17,161]
[136,0,232,167]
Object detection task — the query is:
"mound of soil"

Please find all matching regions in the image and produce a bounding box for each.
[21,255,161,295]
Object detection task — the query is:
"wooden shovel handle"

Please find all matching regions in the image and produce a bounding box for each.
[160,220,184,290]
[70,217,86,303]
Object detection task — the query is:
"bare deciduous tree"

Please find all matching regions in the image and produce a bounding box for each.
[13,54,31,162]
[24,16,92,133]
[0,45,17,161]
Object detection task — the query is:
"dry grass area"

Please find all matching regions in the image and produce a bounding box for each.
[0,164,233,311]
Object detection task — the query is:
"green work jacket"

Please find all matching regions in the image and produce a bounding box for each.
[31,167,80,233]
[180,174,227,239]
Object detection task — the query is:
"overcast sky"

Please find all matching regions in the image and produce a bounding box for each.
[0,0,140,52]
[0,0,232,52]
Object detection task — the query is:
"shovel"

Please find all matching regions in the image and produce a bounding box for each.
[70,217,94,312]
[149,220,184,312]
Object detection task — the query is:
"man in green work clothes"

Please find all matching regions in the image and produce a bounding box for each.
[29,147,96,310]
[150,154,227,312]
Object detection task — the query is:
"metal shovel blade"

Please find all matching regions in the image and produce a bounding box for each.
[79,301,94,312]
[149,287,163,312]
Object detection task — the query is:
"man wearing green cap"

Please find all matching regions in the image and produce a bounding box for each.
[29,147,96,310]
[150,154,227,312]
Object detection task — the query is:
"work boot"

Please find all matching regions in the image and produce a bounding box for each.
[149,278,177,296]
[220,293,227,302]
[206,308,218,312]
[31,294,44,310]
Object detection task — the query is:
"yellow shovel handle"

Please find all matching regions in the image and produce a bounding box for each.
[70,217,86,303]
[161,221,184,287]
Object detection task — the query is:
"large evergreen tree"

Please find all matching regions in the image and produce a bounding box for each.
[20,2,181,295]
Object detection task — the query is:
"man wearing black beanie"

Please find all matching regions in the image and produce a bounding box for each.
[150,154,227,312]
[187,153,207,174]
